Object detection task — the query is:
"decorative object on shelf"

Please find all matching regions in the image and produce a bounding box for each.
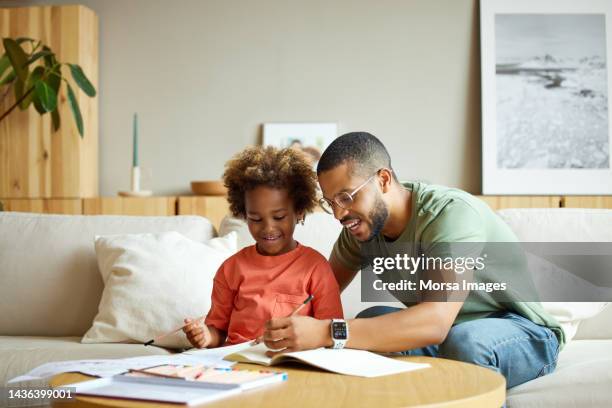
[480,0,612,194]
[119,113,152,197]
[262,123,337,167]
[190,180,227,196]
[0,37,96,137]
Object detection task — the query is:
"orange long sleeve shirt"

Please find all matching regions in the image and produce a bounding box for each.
[205,243,344,345]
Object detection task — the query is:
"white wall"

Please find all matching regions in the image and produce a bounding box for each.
[0,0,481,195]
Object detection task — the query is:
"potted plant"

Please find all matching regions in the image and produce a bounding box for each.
[0,37,96,137]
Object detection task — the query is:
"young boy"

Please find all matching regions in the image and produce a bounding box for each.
[184,146,343,347]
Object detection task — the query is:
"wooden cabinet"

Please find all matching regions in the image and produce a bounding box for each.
[83,197,177,216]
[476,196,562,211]
[178,196,230,229]
[3,195,612,232]
[0,198,82,214]
[0,5,98,198]
[562,196,612,209]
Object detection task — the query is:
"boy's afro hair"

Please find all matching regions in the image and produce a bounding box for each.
[223,146,318,218]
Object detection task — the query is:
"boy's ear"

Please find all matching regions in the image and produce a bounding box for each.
[296,211,305,225]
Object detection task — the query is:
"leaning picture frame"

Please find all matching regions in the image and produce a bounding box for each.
[480,0,612,194]
[262,123,337,167]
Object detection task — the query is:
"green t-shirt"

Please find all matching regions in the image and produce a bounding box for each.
[332,181,565,349]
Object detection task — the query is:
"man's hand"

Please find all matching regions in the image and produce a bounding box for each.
[263,316,332,356]
[182,318,212,349]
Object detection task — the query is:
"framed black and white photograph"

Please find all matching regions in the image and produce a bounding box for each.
[481,0,612,194]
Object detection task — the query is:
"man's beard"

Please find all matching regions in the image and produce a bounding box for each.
[364,195,389,242]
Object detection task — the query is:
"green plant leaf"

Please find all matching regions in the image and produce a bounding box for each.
[43,66,61,118]
[25,50,53,67]
[47,66,61,91]
[35,80,57,112]
[0,69,15,86]
[25,67,47,115]
[66,83,83,137]
[42,46,57,68]
[31,90,46,115]
[51,107,60,131]
[21,66,45,110]
[68,64,96,97]
[3,38,29,83]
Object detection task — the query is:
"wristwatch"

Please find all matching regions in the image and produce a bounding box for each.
[330,319,349,349]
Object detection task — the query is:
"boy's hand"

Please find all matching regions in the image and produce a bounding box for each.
[183,318,212,348]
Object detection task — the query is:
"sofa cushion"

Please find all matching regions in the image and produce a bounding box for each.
[497,208,612,340]
[0,213,215,337]
[82,231,236,349]
[507,339,612,407]
[574,303,612,340]
[0,336,171,388]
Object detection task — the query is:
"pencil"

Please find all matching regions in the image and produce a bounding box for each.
[290,294,314,316]
[144,316,205,346]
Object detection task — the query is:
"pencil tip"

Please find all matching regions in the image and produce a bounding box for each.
[144,340,154,346]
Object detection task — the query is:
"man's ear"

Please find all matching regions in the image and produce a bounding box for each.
[379,168,393,193]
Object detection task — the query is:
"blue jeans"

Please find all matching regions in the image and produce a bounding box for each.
[356,306,560,389]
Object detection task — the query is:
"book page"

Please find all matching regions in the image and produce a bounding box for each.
[278,348,429,378]
[225,343,273,365]
[225,343,429,377]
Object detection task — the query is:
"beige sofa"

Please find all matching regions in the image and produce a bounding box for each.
[1,209,611,407]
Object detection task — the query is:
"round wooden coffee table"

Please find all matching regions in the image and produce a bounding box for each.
[50,356,505,407]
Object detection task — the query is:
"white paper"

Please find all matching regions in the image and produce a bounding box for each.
[8,360,129,383]
[233,343,430,378]
[7,353,235,384]
[183,340,256,360]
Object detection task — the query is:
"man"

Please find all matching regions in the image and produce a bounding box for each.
[263,132,562,388]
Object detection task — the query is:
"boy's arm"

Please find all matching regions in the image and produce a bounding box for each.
[206,326,226,348]
[197,263,234,347]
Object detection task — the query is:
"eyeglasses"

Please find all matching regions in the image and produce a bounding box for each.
[318,173,377,214]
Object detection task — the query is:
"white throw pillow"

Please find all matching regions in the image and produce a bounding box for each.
[82,231,237,349]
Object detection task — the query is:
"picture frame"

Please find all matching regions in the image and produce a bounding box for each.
[262,123,338,166]
[480,0,612,194]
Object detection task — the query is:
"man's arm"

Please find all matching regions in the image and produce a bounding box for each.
[263,301,463,353]
[329,252,358,293]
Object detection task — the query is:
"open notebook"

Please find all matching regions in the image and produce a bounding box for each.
[224,343,429,378]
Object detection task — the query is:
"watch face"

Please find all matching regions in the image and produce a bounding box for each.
[332,321,347,340]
